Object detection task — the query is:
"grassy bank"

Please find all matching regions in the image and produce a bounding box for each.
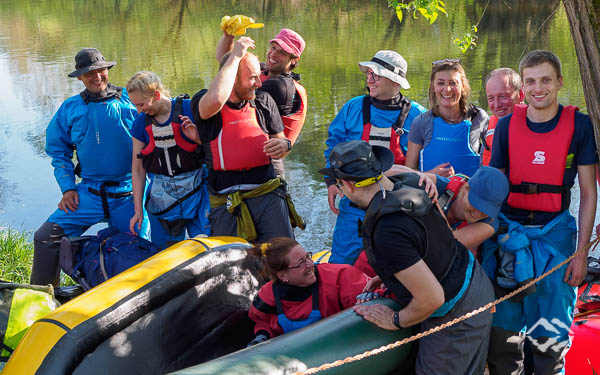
[0,228,34,284]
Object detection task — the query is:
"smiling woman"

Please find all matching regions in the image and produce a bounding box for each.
[246,237,375,346]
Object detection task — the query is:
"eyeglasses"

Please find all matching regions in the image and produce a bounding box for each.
[365,71,381,81]
[286,252,313,270]
[432,58,461,66]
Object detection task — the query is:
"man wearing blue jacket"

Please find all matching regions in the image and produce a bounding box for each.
[30,48,148,286]
[323,50,426,265]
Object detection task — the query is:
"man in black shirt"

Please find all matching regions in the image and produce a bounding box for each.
[186,37,298,242]
[320,140,494,374]
[217,28,307,177]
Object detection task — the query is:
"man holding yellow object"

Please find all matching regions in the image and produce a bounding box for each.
[217,17,308,178]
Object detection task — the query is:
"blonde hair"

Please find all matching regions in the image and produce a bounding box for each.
[126,71,170,98]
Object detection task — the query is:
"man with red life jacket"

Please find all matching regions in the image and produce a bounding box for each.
[482,68,524,166]
[323,50,426,265]
[217,28,307,178]
[483,50,597,374]
[187,37,303,243]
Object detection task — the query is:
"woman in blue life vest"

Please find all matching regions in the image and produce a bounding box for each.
[126,72,210,249]
[405,59,488,177]
[247,237,378,346]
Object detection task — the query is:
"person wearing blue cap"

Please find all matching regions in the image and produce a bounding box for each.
[320,140,494,375]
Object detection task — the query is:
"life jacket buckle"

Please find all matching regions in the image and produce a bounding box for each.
[523,183,539,194]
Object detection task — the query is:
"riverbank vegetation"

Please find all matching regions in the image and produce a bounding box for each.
[0,228,33,284]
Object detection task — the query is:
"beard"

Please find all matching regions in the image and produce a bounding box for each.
[234,85,256,101]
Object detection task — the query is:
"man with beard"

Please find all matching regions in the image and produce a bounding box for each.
[217,28,307,177]
[186,37,302,242]
[30,48,148,286]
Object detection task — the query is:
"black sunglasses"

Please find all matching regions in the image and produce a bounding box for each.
[286,252,313,270]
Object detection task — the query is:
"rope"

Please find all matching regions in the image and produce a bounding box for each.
[294,236,600,375]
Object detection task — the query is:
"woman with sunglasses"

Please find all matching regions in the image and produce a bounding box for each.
[247,237,378,345]
[405,59,489,177]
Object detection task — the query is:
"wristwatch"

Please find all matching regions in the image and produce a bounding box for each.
[285,139,292,152]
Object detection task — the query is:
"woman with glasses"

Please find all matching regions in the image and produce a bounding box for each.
[247,237,376,345]
[405,59,489,177]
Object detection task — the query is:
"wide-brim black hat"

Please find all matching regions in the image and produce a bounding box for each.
[68,48,116,78]
[319,140,394,181]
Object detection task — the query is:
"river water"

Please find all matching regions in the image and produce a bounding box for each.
[0,0,597,250]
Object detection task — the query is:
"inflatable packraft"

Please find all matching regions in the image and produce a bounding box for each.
[4,237,415,375]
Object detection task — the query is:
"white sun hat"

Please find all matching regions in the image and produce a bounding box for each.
[358,50,410,89]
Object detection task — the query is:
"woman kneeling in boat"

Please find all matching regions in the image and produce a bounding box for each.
[248,237,378,345]
[127,71,211,249]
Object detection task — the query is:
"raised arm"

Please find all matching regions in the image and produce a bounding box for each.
[198,37,255,120]
[216,32,235,62]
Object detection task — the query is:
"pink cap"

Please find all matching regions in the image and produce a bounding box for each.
[269,28,305,58]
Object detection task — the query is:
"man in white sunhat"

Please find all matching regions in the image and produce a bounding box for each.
[322,50,426,265]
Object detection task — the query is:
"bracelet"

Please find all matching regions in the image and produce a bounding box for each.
[392,311,401,329]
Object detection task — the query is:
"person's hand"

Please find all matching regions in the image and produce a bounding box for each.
[362,275,382,292]
[58,190,79,213]
[263,138,287,159]
[564,251,588,286]
[416,172,439,201]
[180,115,201,144]
[327,184,343,215]
[231,37,255,58]
[353,304,398,331]
[247,334,268,347]
[129,211,144,235]
[355,291,381,305]
[428,162,454,177]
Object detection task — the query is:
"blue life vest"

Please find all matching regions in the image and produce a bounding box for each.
[273,268,323,333]
[420,116,480,177]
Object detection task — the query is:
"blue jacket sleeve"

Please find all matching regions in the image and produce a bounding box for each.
[45,99,77,193]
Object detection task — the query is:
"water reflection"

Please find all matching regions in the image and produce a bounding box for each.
[0,0,594,247]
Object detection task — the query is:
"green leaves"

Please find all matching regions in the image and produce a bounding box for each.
[387,0,447,24]
[453,25,479,53]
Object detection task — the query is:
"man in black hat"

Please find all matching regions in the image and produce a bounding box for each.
[320,140,494,374]
[30,48,148,286]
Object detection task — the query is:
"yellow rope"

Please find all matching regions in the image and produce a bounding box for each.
[294,237,600,375]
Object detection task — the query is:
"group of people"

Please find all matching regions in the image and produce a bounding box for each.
[28,20,596,375]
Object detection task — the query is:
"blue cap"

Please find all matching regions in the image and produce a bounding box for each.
[467,166,508,219]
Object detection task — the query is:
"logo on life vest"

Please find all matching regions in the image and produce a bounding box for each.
[532,151,546,165]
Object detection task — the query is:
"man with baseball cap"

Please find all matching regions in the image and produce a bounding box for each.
[30,48,148,286]
[320,140,494,374]
[217,27,307,178]
[323,50,426,265]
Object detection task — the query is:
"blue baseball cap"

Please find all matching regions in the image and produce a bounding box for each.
[467,166,508,219]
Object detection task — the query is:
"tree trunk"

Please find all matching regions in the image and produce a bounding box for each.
[563,0,600,151]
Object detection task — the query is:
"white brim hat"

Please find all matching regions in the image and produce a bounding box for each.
[358,50,410,90]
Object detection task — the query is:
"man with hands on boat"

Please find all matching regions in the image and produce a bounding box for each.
[30,48,148,286]
[321,140,494,375]
[323,50,426,265]
[185,37,303,243]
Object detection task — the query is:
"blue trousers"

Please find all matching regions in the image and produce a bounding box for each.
[330,196,365,265]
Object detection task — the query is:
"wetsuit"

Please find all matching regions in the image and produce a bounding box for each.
[485,104,597,374]
[362,185,494,374]
[248,263,368,338]
[323,94,426,264]
[408,106,489,176]
[31,85,149,286]
[191,90,294,242]
[131,97,210,249]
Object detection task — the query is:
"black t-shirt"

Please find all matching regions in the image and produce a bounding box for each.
[257,68,301,116]
[371,212,470,308]
[190,90,284,191]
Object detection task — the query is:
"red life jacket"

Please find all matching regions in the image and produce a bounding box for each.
[260,72,307,145]
[209,101,269,171]
[139,95,202,177]
[507,104,576,212]
[481,115,498,166]
[360,95,412,165]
